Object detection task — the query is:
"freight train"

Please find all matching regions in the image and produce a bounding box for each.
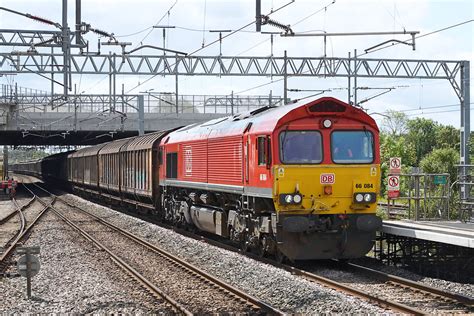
[11,97,382,261]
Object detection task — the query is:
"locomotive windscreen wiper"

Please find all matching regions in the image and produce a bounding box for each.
[280,125,289,162]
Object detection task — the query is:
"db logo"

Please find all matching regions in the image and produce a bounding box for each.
[320,173,335,184]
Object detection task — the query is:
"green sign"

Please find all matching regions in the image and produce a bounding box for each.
[433,175,447,185]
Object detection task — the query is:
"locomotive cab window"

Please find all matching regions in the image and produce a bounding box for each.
[166,152,178,179]
[257,136,271,166]
[279,130,322,164]
[331,130,374,164]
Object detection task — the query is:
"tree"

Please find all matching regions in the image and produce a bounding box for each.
[380,133,416,167]
[381,110,408,137]
[379,133,416,195]
[420,147,459,184]
[434,125,459,151]
[406,118,438,165]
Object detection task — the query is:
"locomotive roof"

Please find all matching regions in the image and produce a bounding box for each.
[165,97,378,143]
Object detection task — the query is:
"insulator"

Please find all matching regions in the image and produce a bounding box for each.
[261,16,293,34]
[91,28,111,38]
[27,14,56,26]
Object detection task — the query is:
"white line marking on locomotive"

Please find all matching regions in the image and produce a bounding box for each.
[184,146,192,175]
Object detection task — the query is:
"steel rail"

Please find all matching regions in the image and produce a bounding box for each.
[187,230,474,314]
[32,182,458,314]
[174,230,426,315]
[58,187,424,314]
[0,196,49,272]
[343,262,474,306]
[0,196,35,225]
[32,196,192,316]
[2,198,27,249]
[53,194,284,315]
[31,182,284,315]
[281,265,426,315]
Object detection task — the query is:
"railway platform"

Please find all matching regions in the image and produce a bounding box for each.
[382,220,474,248]
[374,220,474,282]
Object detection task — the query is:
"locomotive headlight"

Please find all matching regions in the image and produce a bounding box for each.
[293,194,302,204]
[355,193,364,203]
[364,193,372,202]
[279,193,302,205]
[322,119,332,128]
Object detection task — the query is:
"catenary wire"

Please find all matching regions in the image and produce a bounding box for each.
[125,0,296,94]
[360,19,474,57]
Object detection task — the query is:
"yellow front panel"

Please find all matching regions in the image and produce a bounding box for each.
[274,164,380,215]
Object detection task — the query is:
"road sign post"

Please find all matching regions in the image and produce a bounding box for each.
[16,247,40,299]
[387,175,400,199]
[389,157,402,174]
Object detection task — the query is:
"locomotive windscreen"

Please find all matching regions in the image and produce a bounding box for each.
[331,131,374,164]
[279,130,323,164]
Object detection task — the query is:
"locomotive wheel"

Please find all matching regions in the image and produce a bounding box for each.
[257,236,267,258]
[275,249,286,264]
[240,238,250,252]
[257,243,266,258]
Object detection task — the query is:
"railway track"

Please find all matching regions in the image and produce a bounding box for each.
[29,183,283,315]
[159,216,474,315]
[377,201,409,218]
[0,198,28,249]
[23,180,474,314]
[336,261,474,312]
[0,192,49,275]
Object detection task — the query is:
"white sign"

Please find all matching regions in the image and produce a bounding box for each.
[389,157,401,174]
[184,146,192,176]
[320,173,335,184]
[387,175,400,191]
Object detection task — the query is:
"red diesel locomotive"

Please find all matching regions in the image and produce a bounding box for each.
[13,97,382,261]
[160,97,381,260]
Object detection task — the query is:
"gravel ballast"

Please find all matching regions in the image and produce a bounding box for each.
[353,257,474,299]
[61,193,390,314]
[5,190,470,314]
[52,199,259,314]
[0,209,174,314]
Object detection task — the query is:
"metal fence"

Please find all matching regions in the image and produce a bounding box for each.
[0,84,284,115]
[456,164,474,222]
[386,172,451,221]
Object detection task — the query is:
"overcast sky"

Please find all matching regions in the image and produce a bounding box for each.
[1,0,473,128]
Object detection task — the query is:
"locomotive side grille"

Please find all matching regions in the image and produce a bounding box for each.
[181,141,208,182]
[308,100,346,113]
[208,136,243,184]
